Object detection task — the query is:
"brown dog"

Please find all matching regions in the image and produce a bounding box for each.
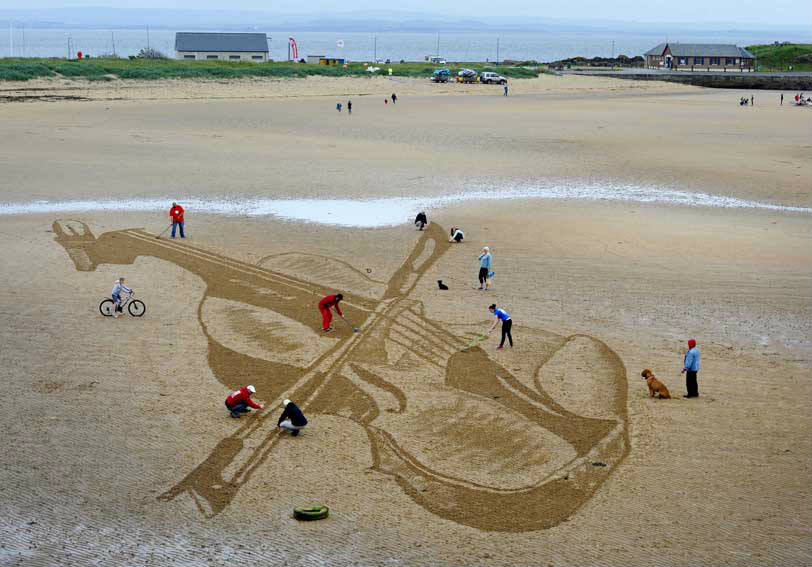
[641,369,671,399]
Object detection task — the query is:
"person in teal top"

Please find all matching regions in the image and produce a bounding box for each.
[478,247,493,290]
[488,303,513,349]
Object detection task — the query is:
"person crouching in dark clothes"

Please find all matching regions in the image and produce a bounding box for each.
[449,226,464,243]
[278,399,308,436]
[415,211,428,230]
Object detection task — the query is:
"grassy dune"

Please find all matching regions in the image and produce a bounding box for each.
[0,58,541,82]
[747,43,812,72]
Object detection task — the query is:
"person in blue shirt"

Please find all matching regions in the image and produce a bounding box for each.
[681,338,700,398]
[488,303,513,349]
[478,247,493,290]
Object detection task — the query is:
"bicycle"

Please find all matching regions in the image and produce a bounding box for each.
[99,291,146,317]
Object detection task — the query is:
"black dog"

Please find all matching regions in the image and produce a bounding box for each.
[437,280,448,290]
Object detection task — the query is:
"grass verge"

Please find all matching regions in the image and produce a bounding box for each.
[0,58,541,82]
[746,44,812,72]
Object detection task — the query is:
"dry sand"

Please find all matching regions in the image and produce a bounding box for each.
[0,74,810,566]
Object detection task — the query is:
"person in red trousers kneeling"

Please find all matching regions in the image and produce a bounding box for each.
[318,293,343,333]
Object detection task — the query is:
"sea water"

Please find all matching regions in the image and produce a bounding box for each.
[2,182,809,228]
[2,28,808,62]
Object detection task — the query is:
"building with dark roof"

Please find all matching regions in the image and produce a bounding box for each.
[175,32,270,62]
[645,43,755,71]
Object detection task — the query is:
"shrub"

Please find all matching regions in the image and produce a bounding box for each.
[137,48,168,60]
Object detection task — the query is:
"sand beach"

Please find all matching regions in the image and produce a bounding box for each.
[0,73,809,566]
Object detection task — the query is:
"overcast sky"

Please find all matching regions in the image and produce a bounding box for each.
[2,0,811,27]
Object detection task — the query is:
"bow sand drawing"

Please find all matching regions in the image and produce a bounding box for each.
[54,219,629,532]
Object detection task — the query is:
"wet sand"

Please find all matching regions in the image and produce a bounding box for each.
[0,75,810,566]
[1,74,809,207]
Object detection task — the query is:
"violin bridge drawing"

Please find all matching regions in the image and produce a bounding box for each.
[53,219,629,532]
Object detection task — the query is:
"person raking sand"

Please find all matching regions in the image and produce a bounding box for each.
[318,293,344,332]
[169,202,185,239]
[488,303,513,349]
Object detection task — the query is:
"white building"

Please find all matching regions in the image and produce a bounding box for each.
[175,32,270,62]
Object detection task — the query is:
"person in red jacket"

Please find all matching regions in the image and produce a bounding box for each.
[318,293,343,332]
[225,385,263,418]
[169,202,185,239]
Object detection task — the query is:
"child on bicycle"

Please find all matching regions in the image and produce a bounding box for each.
[111,278,133,318]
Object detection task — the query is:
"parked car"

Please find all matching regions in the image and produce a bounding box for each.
[431,68,451,83]
[480,71,507,84]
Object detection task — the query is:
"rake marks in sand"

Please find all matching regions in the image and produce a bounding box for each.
[53,219,629,531]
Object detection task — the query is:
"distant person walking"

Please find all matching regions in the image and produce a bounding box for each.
[681,338,701,398]
[347,99,352,114]
[781,93,784,105]
[504,84,509,96]
[318,293,344,332]
[488,303,513,349]
[478,247,492,290]
[336,102,342,112]
[391,93,397,104]
[169,202,185,239]
[278,399,308,436]
[750,94,754,106]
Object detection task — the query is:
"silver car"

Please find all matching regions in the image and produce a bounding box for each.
[480,71,507,84]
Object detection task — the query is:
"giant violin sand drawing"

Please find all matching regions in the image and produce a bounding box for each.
[53,219,629,532]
